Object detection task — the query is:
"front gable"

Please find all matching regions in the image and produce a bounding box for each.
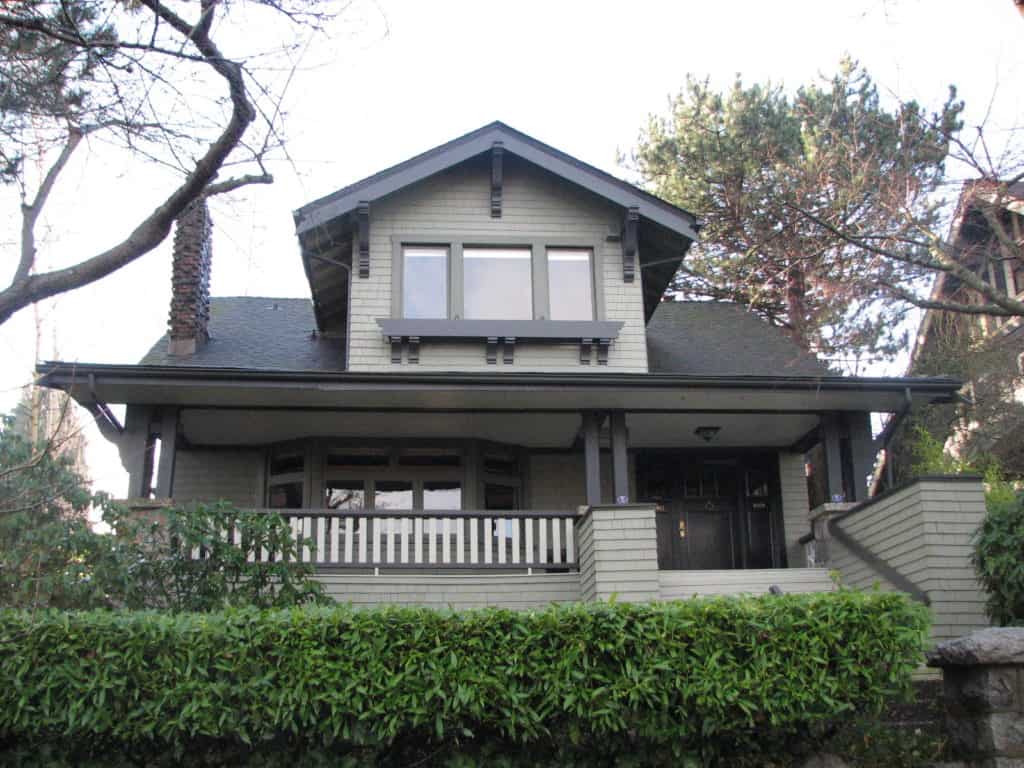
[294,122,698,373]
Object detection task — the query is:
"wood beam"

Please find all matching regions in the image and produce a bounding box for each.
[820,413,845,502]
[357,201,370,278]
[622,207,639,282]
[845,412,875,503]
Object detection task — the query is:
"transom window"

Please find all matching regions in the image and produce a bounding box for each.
[398,240,597,321]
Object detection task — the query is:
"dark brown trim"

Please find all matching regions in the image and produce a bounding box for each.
[357,201,370,278]
[623,206,638,282]
[490,142,503,218]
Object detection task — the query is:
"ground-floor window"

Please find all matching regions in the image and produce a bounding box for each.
[637,450,785,571]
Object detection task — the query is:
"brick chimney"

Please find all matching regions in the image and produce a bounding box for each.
[167,199,212,356]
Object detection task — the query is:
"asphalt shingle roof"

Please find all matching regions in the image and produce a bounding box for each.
[645,301,831,376]
[140,297,345,370]
[141,296,827,377]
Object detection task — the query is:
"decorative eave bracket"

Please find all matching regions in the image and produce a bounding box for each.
[622,206,639,282]
[490,142,504,218]
[357,201,370,278]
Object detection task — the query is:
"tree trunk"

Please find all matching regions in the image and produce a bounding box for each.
[786,261,810,351]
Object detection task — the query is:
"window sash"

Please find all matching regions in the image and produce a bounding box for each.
[547,248,595,321]
[463,247,533,320]
[402,246,449,319]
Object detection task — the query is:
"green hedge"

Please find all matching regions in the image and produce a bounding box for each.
[0,592,928,765]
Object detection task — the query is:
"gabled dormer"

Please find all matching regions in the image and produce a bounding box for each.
[293,122,698,372]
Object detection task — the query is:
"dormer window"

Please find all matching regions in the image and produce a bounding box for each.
[402,246,448,319]
[464,246,533,320]
[547,248,594,321]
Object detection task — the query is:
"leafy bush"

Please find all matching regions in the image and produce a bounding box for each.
[973,490,1024,626]
[99,500,328,611]
[0,592,928,765]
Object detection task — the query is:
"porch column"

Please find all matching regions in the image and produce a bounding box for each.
[154,407,179,499]
[119,404,154,499]
[609,411,629,504]
[582,411,603,506]
[820,413,845,502]
[845,412,875,502]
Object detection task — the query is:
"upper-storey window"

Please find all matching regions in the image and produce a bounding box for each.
[547,248,594,320]
[397,239,599,322]
[402,246,448,319]
[464,247,533,320]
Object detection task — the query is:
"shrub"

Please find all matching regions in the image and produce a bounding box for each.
[0,592,928,765]
[99,500,328,611]
[973,490,1024,626]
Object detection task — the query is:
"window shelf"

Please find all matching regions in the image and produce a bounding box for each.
[376,318,624,365]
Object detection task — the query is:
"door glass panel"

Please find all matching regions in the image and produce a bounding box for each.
[423,481,462,510]
[374,481,413,510]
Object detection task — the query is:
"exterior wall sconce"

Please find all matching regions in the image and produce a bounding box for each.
[694,425,721,443]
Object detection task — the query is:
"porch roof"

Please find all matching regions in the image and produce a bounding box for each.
[38,360,961,417]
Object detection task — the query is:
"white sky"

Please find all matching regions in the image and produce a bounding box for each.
[0,0,1021,499]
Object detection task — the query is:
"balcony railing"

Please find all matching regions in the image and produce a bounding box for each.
[197,509,581,571]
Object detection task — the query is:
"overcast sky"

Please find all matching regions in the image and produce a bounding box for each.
[1,0,1021,500]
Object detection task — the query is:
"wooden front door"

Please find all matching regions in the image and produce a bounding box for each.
[641,452,784,571]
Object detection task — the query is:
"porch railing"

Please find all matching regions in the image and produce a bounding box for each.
[199,509,581,571]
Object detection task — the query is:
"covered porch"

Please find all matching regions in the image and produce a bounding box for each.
[40,364,960,603]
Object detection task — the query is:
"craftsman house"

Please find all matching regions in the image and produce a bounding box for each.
[37,123,988,635]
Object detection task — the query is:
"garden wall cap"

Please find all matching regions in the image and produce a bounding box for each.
[926,628,1024,667]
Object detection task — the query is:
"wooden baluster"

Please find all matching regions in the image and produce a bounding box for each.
[290,518,301,563]
[372,518,381,564]
[497,518,507,564]
[511,517,520,564]
[483,517,493,564]
[428,518,438,564]
[316,516,326,564]
[387,518,396,563]
[400,518,409,564]
[538,518,547,565]
[330,517,339,564]
[469,518,479,564]
[442,518,451,564]
[414,518,424,564]
[565,517,575,564]
[456,517,465,564]
[344,517,354,564]
[525,518,534,564]
[302,517,312,562]
[552,517,562,564]
[358,516,367,563]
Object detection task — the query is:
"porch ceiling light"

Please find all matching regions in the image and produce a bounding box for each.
[694,425,721,443]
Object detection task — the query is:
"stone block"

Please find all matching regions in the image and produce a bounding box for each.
[944,667,1020,715]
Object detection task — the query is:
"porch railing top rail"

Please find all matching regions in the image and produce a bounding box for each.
[248,508,582,520]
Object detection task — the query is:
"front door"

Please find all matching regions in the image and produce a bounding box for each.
[640,452,783,571]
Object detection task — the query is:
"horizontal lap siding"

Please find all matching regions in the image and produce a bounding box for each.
[828,479,989,644]
[778,452,810,567]
[658,568,835,599]
[171,448,263,508]
[316,573,581,609]
[348,158,648,373]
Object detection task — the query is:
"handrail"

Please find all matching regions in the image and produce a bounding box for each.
[252,508,579,520]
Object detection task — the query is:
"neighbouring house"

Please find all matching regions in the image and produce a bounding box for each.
[885,180,1024,484]
[37,122,990,640]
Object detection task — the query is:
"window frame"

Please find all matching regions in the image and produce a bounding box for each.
[391,235,605,322]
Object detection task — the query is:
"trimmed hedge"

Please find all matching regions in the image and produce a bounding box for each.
[0,592,928,765]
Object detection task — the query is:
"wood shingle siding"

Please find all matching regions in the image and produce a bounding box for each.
[658,568,835,599]
[347,157,649,372]
[171,448,264,508]
[779,451,811,567]
[315,573,580,609]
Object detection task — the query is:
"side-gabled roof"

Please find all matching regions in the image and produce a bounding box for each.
[292,120,699,241]
[646,301,831,376]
